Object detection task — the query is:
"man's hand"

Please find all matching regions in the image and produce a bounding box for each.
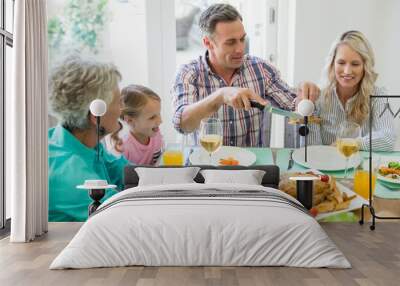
[220,87,268,111]
[180,87,268,133]
[298,82,320,103]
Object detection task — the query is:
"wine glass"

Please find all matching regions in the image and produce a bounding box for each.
[199,118,223,164]
[336,121,361,178]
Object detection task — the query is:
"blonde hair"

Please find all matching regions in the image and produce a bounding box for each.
[322,30,377,125]
[120,84,161,119]
[111,85,161,152]
[49,55,121,130]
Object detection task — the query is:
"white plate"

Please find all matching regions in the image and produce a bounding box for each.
[292,145,361,171]
[316,181,368,220]
[189,146,256,166]
[377,157,400,185]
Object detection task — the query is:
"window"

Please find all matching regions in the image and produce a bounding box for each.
[47,0,171,135]
[0,0,14,233]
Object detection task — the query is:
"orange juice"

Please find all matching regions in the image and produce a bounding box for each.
[353,169,376,200]
[162,150,184,166]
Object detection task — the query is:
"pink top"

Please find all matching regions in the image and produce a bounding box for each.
[122,131,163,165]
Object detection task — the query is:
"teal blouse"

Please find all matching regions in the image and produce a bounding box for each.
[48,125,129,222]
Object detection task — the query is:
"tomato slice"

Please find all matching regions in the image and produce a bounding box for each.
[320,175,329,183]
[309,207,318,217]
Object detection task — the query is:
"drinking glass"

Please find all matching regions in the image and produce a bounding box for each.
[199,118,223,164]
[336,121,361,178]
[162,143,184,166]
[353,157,381,200]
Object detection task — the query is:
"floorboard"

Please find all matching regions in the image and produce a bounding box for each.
[1,222,399,286]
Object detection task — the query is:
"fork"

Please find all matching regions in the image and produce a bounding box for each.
[287,149,294,170]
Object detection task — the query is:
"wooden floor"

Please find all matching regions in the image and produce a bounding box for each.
[1,222,399,286]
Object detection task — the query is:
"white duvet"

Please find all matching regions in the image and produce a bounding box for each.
[50,183,351,269]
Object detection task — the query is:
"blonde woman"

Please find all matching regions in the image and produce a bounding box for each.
[48,55,129,222]
[307,30,395,151]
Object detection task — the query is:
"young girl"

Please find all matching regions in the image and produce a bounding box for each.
[112,84,164,165]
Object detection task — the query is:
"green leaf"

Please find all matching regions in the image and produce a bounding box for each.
[388,162,400,169]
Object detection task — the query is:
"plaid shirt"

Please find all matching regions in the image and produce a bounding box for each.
[172,52,297,147]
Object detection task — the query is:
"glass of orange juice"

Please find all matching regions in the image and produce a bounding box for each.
[162,144,184,166]
[353,158,380,200]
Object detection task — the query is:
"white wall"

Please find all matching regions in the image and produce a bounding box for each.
[107,1,148,87]
[378,0,400,149]
[376,0,400,93]
[145,0,177,144]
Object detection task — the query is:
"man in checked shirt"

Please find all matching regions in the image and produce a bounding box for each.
[172,3,320,147]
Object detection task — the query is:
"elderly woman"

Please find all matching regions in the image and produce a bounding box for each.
[307,30,395,151]
[48,56,129,222]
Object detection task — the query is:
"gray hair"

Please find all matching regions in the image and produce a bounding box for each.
[199,3,242,37]
[49,55,121,130]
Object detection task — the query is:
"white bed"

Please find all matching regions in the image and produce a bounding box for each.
[50,183,351,269]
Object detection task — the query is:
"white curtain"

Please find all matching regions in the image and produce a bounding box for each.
[8,0,48,242]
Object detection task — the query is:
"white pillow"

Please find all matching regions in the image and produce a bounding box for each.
[200,169,266,185]
[135,167,200,186]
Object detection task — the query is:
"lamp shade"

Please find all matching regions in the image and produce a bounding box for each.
[297,99,315,116]
[89,99,107,117]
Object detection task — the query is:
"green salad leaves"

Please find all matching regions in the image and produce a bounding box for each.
[388,162,400,169]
